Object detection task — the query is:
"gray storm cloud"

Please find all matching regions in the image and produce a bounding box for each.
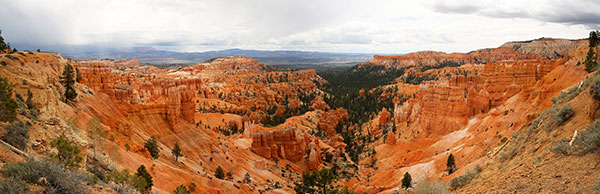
[0,0,595,53]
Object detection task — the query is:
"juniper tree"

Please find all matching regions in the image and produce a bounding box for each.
[401,172,412,189]
[171,142,182,161]
[144,136,159,159]
[135,165,153,193]
[215,166,225,179]
[447,153,456,174]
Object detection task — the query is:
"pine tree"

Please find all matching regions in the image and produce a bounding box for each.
[401,172,412,189]
[585,30,600,72]
[171,142,182,161]
[446,153,456,174]
[0,76,18,122]
[25,89,35,109]
[60,64,78,101]
[215,166,225,179]
[591,30,599,62]
[144,136,159,159]
[76,68,82,82]
[585,46,597,72]
[135,165,153,193]
[0,30,9,52]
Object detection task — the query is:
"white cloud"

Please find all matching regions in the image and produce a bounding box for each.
[0,0,594,53]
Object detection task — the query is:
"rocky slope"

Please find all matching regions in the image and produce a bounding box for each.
[0,52,350,193]
[339,38,593,193]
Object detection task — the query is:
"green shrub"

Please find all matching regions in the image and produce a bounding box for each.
[0,178,28,194]
[106,169,141,194]
[552,85,582,105]
[1,121,29,150]
[187,182,196,192]
[573,120,600,155]
[414,180,450,194]
[548,138,571,155]
[555,105,574,124]
[594,177,600,193]
[173,184,191,194]
[0,158,90,194]
[109,184,137,194]
[545,104,574,132]
[498,141,519,163]
[449,165,481,190]
[50,137,83,168]
[1,61,6,66]
[591,81,600,101]
[5,54,19,61]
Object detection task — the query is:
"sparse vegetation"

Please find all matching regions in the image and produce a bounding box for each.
[554,105,574,125]
[572,120,600,155]
[414,180,450,194]
[87,117,105,160]
[25,89,38,120]
[449,165,481,190]
[0,158,90,194]
[144,136,160,159]
[0,177,28,194]
[591,80,600,101]
[106,168,144,193]
[294,168,357,194]
[4,54,19,61]
[1,121,30,150]
[548,138,571,156]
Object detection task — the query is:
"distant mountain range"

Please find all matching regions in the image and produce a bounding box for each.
[62,47,374,65]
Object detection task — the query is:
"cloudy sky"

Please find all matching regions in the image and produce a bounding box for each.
[0,0,598,54]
